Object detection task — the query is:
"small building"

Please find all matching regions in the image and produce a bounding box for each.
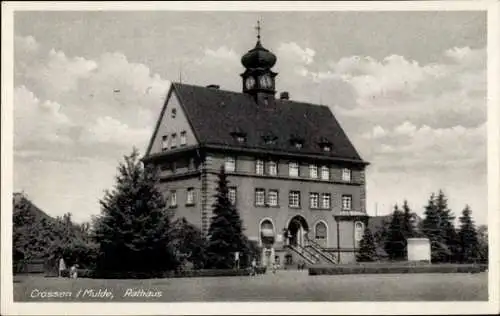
[143,27,370,265]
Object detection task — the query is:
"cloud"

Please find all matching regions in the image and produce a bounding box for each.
[277,42,316,65]
[14,85,74,147]
[80,116,151,147]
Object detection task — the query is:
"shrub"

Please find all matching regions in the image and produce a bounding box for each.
[308,263,486,275]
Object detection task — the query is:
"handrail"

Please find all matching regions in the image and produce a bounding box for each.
[305,234,337,264]
[286,244,317,264]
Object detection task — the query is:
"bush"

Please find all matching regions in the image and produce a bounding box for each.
[86,267,267,279]
[308,263,487,276]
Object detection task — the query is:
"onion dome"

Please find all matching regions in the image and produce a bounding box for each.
[241,39,277,69]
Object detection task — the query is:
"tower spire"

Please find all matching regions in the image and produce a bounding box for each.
[255,20,261,42]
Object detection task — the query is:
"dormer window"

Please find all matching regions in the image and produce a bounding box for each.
[318,138,332,152]
[230,131,247,144]
[262,133,277,145]
[290,135,304,150]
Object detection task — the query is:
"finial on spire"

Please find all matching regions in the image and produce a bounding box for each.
[255,20,261,41]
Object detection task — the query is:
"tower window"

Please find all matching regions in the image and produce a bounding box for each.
[268,161,278,176]
[169,190,177,208]
[289,162,299,177]
[228,187,237,205]
[289,191,301,208]
[171,133,177,149]
[309,164,318,179]
[255,188,266,206]
[268,190,279,207]
[321,193,331,209]
[180,131,187,146]
[342,168,352,182]
[186,188,195,205]
[255,159,264,175]
[342,195,352,211]
[224,156,236,172]
[321,166,330,181]
[161,135,168,151]
[309,192,319,209]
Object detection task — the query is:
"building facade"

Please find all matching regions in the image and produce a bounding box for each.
[143,31,369,265]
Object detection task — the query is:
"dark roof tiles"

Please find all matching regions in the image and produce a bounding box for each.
[171,82,365,162]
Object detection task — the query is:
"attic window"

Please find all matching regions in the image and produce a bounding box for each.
[290,135,304,150]
[230,131,247,143]
[262,133,278,145]
[171,108,177,119]
[318,138,332,152]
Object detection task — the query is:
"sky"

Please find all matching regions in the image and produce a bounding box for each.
[12,10,488,225]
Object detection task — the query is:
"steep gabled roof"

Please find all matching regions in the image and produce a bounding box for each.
[149,82,367,163]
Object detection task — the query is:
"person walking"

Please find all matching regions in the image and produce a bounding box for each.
[58,257,66,278]
[250,257,257,276]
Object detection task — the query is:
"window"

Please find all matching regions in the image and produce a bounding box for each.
[268,190,279,207]
[255,160,264,175]
[310,192,319,209]
[342,168,352,182]
[180,131,187,146]
[171,108,177,118]
[171,133,177,149]
[315,222,327,240]
[228,187,237,205]
[321,193,331,209]
[268,161,278,176]
[225,157,236,172]
[289,191,301,208]
[170,190,177,207]
[323,145,331,152]
[186,188,195,205]
[355,222,364,243]
[321,166,330,181]
[161,135,168,151]
[342,195,352,210]
[171,161,177,173]
[289,162,299,177]
[237,136,246,143]
[294,142,303,149]
[309,164,318,179]
[255,188,266,206]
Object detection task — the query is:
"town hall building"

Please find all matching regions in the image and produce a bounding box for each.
[143,26,370,266]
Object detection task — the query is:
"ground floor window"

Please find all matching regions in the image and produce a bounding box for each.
[315,222,327,240]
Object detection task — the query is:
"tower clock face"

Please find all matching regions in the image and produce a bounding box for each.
[259,74,273,89]
[245,77,256,90]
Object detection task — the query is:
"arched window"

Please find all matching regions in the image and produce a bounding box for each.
[260,219,275,246]
[315,222,327,240]
[355,221,364,242]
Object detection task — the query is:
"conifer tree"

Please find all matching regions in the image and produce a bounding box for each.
[434,190,460,262]
[356,227,378,262]
[93,148,178,277]
[458,205,480,263]
[401,200,415,239]
[206,166,246,269]
[384,205,407,260]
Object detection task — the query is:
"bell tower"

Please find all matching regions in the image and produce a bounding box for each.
[241,21,278,103]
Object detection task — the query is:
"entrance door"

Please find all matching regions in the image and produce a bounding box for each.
[287,215,309,247]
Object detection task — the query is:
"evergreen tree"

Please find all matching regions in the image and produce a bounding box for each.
[458,205,480,263]
[401,200,415,239]
[384,205,407,260]
[93,148,178,277]
[434,190,460,262]
[171,217,207,269]
[206,166,246,269]
[356,227,378,262]
[476,225,488,263]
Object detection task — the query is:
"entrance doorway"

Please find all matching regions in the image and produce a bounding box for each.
[287,215,309,247]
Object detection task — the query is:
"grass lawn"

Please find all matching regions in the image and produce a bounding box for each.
[14,271,488,302]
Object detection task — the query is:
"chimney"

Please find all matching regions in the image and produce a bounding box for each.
[207,84,220,89]
[280,91,289,100]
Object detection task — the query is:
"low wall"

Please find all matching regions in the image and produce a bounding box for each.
[309,263,488,275]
